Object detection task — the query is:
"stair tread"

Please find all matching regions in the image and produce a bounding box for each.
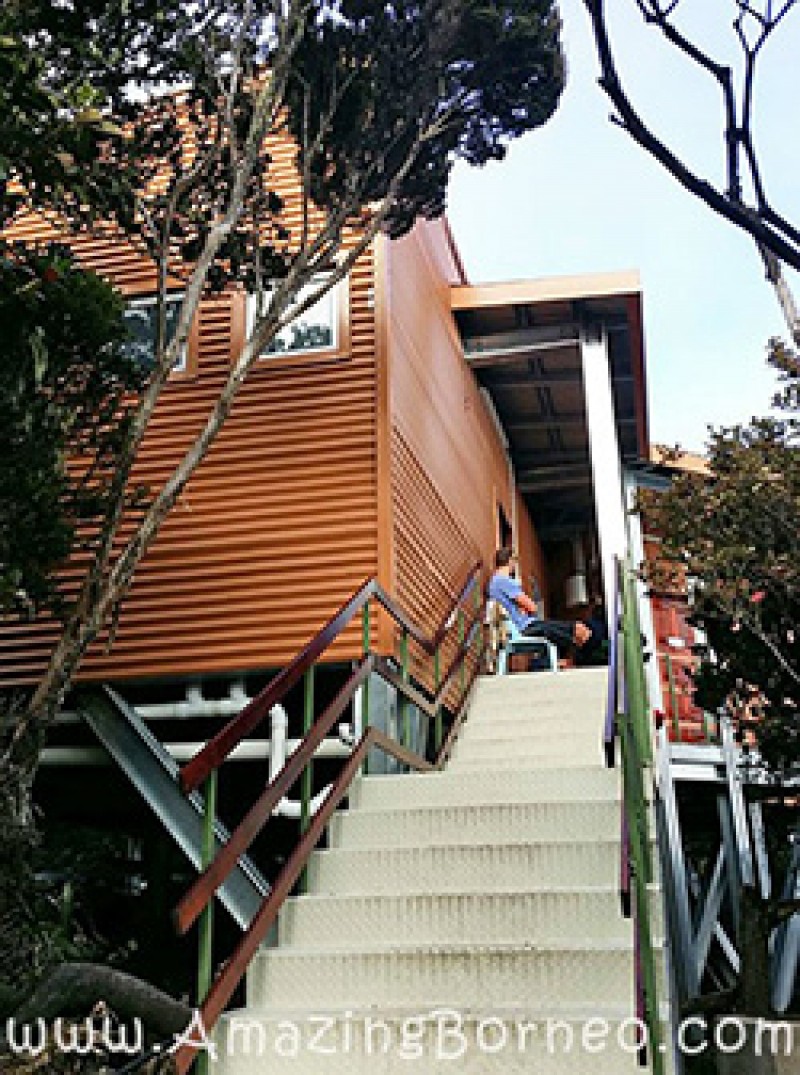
[295,884,640,899]
[258,939,643,958]
[216,665,672,1075]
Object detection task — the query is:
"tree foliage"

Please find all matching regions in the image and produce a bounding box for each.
[0,0,565,789]
[0,245,145,616]
[643,351,799,782]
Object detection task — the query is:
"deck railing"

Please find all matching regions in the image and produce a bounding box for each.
[605,556,665,1074]
[171,562,485,1074]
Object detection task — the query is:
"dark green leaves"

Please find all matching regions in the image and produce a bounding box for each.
[0,245,146,616]
[643,360,800,782]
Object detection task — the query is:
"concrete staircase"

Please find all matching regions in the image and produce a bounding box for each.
[213,667,668,1072]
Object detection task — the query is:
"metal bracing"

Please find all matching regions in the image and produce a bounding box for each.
[772,838,800,1013]
[656,726,697,1001]
[77,686,270,930]
[657,718,799,1014]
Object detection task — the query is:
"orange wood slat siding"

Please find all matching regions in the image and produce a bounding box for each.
[380,221,540,674]
[514,486,547,604]
[0,233,379,685]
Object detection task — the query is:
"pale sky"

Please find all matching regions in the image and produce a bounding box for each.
[447,0,800,452]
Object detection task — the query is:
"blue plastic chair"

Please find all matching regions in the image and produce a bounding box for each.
[496,613,558,674]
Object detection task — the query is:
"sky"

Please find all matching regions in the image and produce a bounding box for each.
[446,0,800,452]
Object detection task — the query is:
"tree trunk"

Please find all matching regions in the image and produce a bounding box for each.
[6,962,192,1043]
[737,884,774,1016]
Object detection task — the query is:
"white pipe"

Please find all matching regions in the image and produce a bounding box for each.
[136,679,253,720]
[50,684,352,822]
[40,738,351,767]
[268,704,344,820]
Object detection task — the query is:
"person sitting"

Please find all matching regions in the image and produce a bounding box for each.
[575,596,609,666]
[488,548,591,664]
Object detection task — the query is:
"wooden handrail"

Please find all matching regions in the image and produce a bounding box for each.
[435,656,482,767]
[180,562,482,794]
[180,578,377,793]
[172,726,433,1075]
[174,656,375,936]
[372,609,483,720]
[438,605,483,688]
[177,614,483,937]
[172,559,485,1075]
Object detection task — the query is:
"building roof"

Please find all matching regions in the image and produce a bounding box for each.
[450,271,649,541]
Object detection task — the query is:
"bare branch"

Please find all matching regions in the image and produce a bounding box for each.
[583,0,800,340]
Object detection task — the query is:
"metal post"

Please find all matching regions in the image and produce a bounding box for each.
[300,666,315,891]
[702,709,713,743]
[622,572,652,767]
[362,603,371,775]
[721,715,755,890]
[400,628,410,756]
[196,770,217,1075]
[458,609,465,693]
[433,646,442,753]
[664,654,680,741]
[656,731,697,1001]
[772,837,800,1013]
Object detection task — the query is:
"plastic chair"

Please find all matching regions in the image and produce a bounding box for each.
[496,615,558,674]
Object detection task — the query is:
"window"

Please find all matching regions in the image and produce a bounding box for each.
[123,294,187,372]
[246,278,345,360]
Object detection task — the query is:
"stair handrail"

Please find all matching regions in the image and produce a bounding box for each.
[603,556,621,767]
[612,554,666,1075]
[171,561,485,1074]
[180,560,482,795]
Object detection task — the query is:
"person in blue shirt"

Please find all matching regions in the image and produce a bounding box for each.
[488,547,592,657]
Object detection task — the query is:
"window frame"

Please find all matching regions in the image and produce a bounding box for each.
[122,291,199,379]
[244,276,350,368]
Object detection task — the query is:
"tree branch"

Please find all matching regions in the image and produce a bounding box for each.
[583,0,800,339]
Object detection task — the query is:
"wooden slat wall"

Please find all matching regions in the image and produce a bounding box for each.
[382,220,541,675]
[514,486,547,608]
[0,156,379,686]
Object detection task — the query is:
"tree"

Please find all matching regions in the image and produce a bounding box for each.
[0,246,146,617]
[0,1,565,814]
[582,0,800,345]
[641,352,799,1023]
[645,377,799,781]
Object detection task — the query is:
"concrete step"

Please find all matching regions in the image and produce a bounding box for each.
[452,753,612,771]
[247,942,648,1010]
[451,732,605,765]
[307,839,626,894]
[351,767,619,811]
[213,1011,654,1073]
[277,888,663,948]
[329,799,621,849]
[463,696,606,718]
[471,669,609,706]
[458,714,605,740]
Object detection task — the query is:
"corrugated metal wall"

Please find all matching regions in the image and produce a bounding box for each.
[381,221,541,690]
[1,200,378,686]
[2,154,542,691]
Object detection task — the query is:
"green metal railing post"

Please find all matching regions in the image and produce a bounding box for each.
[400,627,410,757]
[299,665,315,892]
[458,609,465,693]
[472,584,481,668]
[433,646,442,753]
[616,556,665,1074]
[664,654,680,741]
[362,602,371,775]
[622,567,653,767]
[196,770,217,1075]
